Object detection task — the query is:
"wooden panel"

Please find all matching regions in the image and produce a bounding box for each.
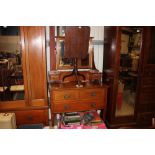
[25,27,47,106]
[136,112,155,126]
[141,77,155,86]
[140,27,155,73]
[143,69,155,77]
[15,109,49,126]
[50,26,56,70]
[31,99,46,107]
[103,26,121,71]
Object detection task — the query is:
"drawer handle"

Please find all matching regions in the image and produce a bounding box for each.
[64,104,70,110]
[27,115,33,121]
[91,92,96,97]
[91,103,96,108]
[64,94,71,99]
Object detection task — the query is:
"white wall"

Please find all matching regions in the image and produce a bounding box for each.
[90,26,104,72]
[46,26,104,72]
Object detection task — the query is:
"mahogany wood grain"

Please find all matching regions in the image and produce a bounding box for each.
[50,26,56,70]
[24,26,47,106]
[64,26,90,59]
[135,27,155,126]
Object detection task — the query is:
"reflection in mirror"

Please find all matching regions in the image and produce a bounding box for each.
[58,39,74,67]
[0,26,24,101]
[56,36,93,70]
[115,27,142,116]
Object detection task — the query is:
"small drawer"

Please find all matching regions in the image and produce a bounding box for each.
[52,90,78,101]
[79,89,105,100]
[15,110,49,126]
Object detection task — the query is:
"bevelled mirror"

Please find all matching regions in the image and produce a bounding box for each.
[0,26,24,101]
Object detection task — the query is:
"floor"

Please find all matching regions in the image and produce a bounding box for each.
[115,89,135,116]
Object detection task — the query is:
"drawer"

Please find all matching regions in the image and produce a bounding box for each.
[15,110,49,126]
[52,90,78,101]
[79,89,105,100]
[52,100,104,113]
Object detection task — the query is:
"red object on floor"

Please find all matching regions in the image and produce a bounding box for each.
[59,111,107,129]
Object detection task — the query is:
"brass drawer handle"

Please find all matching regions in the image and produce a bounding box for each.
[64,104,70,110]
[64,94,71,99]
[91,103,96,108]
[90,92,96,97]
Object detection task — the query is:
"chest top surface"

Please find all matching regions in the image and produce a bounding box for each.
[50,81,108,91]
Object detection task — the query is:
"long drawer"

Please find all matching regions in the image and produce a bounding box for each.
[52,88,105,101]
[52,90,79,101]
[53,100,104,113]
[15,109,49,126]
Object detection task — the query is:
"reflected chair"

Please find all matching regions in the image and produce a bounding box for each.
[8,69,24,100]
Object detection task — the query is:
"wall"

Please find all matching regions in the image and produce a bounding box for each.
[90,26,104,72]
[46,26,104,72]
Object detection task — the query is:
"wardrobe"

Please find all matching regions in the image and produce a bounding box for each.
[0,26,49,126]
[103,26,155,128]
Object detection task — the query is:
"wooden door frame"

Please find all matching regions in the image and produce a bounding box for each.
[50,26,56,70]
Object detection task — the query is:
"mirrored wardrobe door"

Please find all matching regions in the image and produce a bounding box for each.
[115,27,142,117]
[0,26,25,101]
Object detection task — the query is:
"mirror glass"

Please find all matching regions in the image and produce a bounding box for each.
[0,26,24,101]
[115,27,142,116]
[55,32,93,70]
